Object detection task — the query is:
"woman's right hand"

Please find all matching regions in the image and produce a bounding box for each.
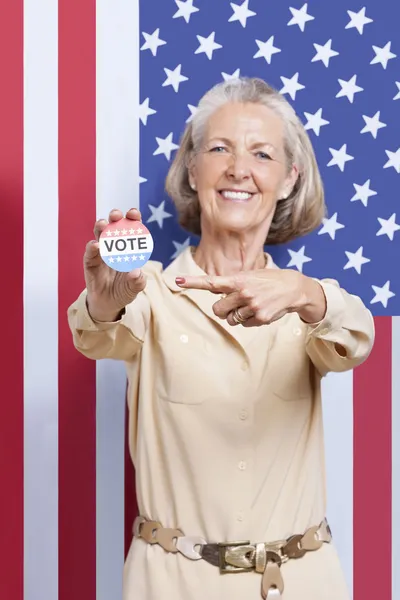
[84,208,147,322]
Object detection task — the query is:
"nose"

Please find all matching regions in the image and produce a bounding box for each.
[226,152,251,181]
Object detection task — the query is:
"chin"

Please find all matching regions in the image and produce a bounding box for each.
[215,217,252,233]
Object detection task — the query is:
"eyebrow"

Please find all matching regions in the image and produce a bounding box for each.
[206,137,278,152]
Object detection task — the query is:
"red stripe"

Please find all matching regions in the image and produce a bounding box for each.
[0,2,23,599]
[125,397,138,558]
[58,1,97,599]
[353,316,392,599]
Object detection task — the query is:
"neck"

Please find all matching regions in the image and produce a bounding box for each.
[192,234,267,276]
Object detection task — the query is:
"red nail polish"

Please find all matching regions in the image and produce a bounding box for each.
[175,277,186,285]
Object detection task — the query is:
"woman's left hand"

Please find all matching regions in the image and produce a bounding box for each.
[175,269,327,327]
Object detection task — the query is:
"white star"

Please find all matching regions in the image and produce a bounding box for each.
[376,213,400,241]
[121,229,128,235]
[129,228,135,234]
[116,256,122,262]
[124,256,130,262]
[173,0,199,23]
[162,64,189,93]
[140,28,167,56]
[345,7,373,35]
[371,281,395,308]
[139,255,145,261]
[106,230,112,237]
[318,213,345,240]
[136,228,143,234]
[113,229,120,236]
[195,32,222,60]
[327,144,354,172]
[370,42,396,69]
[146,200,173,229]
[228,0,256,28]
[171,237,191,260]
[287,246,312,272]
[139,98,156,125]
[222,68,241,81]
[384,148,400,173]
[153,133,179,160]
[279,73,305,100]
[344,247,371,274]
[287,3,314,32]
[360,111,387,138]
[254,37,281,64]
[394,82,400,100]
[351,180,377,207]
[303,108,330,136]
[186,104,198,123]
[108,257,114,263]
[336,75,364,103]
[312,39,339,68]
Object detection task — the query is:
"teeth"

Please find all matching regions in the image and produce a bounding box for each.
[220,190,253,200]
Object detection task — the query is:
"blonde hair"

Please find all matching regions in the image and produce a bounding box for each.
[165,77,326,245]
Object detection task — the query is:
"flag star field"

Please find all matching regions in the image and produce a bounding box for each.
[139,0,400,315]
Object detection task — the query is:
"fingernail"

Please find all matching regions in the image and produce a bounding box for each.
[175,277,186,285]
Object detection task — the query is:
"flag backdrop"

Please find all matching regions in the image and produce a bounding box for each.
[1,0,399,599]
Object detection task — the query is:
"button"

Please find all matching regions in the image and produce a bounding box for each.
[180,334,189,343]
[241,361,249,371]
[239,409,248,420]
[99,217,154,272]
[293,327,302,336]
[238,461,247,470]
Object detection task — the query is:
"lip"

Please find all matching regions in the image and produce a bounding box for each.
[218,188,256,194]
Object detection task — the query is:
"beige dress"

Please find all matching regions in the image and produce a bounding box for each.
[67,247,375,600]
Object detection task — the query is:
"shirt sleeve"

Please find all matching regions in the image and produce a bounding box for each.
[67,288,150,361]
[304,278,375,376]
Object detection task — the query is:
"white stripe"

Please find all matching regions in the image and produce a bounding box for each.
[392,317,400,600]
[322,371,354,598]
[96,1,140,598]
[23,1,59,598]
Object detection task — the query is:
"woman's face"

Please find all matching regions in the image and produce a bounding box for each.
[189,102,298,237]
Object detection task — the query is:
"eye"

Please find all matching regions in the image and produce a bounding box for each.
[209,146,228,153]
[255,151,272,160]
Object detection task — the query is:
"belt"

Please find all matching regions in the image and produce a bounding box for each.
[133,516,332,599]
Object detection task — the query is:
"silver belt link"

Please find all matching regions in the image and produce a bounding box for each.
[133,516,206,560]
[176,536,208,560]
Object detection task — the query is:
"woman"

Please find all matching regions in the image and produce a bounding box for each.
[68,77,374,600]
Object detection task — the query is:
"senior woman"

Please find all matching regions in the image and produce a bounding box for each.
[68,77,374,600]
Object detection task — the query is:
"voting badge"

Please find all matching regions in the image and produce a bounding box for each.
[99,218,154,272]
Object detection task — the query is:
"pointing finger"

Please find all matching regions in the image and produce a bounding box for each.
[175,274,238,294]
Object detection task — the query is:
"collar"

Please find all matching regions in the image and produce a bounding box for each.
[162,246,278,348]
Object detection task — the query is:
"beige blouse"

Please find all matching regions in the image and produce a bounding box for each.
[67,247,375,600]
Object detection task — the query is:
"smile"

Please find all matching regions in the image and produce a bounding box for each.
[218,190,255,202]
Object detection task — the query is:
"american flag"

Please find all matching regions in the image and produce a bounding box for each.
[0,1,397,599]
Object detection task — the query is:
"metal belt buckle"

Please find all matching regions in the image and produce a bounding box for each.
[218,540,254,573]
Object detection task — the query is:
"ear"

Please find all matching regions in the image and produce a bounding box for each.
[187,153,198,191]
[279,163,299,199]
